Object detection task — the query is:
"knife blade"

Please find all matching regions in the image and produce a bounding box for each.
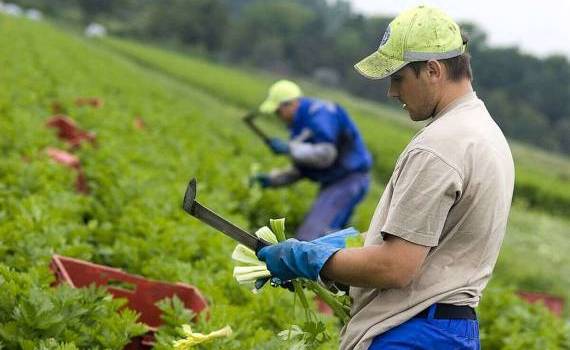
[243,112,271,144]
[182,178,271,253]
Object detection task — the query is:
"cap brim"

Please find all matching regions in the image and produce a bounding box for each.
[259,99,278,114]
[354,51,408,80]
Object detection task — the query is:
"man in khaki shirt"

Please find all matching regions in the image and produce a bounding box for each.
[257,5,514,349]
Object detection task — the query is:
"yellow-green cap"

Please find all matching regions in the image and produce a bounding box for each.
[355,5,465,80]
[259,80,302,114]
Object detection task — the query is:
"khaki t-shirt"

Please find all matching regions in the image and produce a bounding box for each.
[340,92,514,350]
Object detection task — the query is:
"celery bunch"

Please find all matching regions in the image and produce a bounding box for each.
[231,219,351,349]
[231,226,277,289]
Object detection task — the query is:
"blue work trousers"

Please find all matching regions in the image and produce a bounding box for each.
[369,305,480,350]
[296,172,369,241]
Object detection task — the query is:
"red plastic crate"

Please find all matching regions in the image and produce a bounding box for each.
[50,255,209,348]
[517,291,565,316]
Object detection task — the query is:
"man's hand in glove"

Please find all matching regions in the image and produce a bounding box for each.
[268,138,290,155]
[257,239,341,281]
[249,173,271,188]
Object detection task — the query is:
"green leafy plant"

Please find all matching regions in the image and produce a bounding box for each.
[0,265,146,349]
[153,296,195,350]
[479,285,570,349]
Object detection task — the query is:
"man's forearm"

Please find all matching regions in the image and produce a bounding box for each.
[289,142,337,169]
[320,245,403,289]
[268,167,301,187]
[320,238,429,289]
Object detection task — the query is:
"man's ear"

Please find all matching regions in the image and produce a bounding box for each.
[425,60,444,81]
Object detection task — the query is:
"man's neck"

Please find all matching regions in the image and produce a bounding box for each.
[434,80,473,116]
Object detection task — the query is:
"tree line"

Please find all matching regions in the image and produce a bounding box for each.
[10,0,570,154]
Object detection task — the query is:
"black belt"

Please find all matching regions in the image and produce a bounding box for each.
[413,304,477,320]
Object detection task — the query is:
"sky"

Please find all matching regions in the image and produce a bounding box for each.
[349,0,570,58]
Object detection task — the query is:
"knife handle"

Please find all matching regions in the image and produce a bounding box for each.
[254,239,271,254]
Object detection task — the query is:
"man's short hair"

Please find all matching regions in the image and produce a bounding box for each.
[408,53,473,82]
[408,32,472,82]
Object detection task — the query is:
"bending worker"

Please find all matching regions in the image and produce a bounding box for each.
[253,80,372,241]
[257,6,514,350]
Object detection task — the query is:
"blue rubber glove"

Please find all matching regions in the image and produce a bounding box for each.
[268,138,290,155]
[257,239,340,281]
[250,173,271,188]
[312,227,359,249]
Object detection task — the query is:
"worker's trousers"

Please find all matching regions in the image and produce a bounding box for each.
[296,171,369,241]
[368,305,480,350]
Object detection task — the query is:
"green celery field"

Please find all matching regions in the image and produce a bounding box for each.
[1,16,569,349]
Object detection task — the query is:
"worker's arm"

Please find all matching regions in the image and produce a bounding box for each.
[267,167,302,187]
[257,232,429,289]
[258,149,461,286]
[288,107,340,169]
[289,141,337,169]
[322,150,461,288]
[321,234,429,289]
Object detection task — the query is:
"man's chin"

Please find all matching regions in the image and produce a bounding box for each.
[407,109,431,121]
[403,105,416,120]
[402,104,427,121]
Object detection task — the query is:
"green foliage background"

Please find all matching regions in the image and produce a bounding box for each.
[0,15,569,349]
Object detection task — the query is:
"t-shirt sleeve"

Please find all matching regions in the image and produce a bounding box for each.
[381,149,463,247]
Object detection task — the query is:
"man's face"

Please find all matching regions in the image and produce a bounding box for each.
[276,100,298,125]
[388,64,439,121]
